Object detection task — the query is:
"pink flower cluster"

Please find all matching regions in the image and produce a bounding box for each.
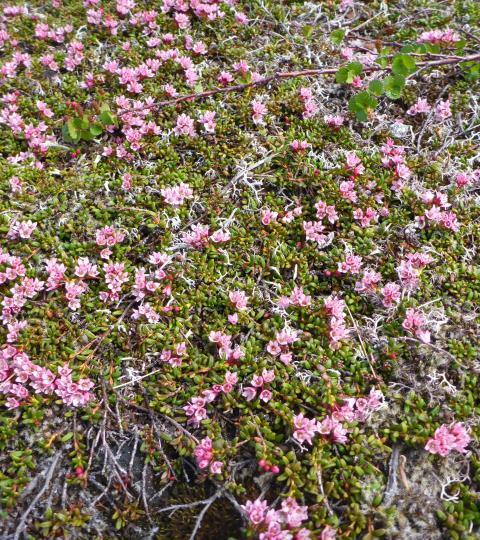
[242,368,275,402]
[132,268,162,300]
[2,276,44,323]
[194,436,223,474]
[418,29,460,45]
[290,140,310,152]
[242,497,311,539]
[396,251,432,291]
[315,200,339,224]
[355,270,382,294]
[402,307,430,343]
[435,99,452,120]
[131,302,160,323]
[338,253,363,275]
[160,342,187,367]
[34,22,73,43]
[425,422,471,457]
[324,295,349,349]
[181,224,230,249]
[1,346,93,409]
[419,190,459,232]
[161,182,193,206]
[229,290,249,310]
[101,262,129,302]
[380,139,411,186]
[299,87,319,119]
[266,327,299,365]
[7,220,37,240]
[407,98,431,116]
[293,389,384,446]
[252,99,267,125]
[183,371,238,426]
[380,282,402,308]
[345,152,364,177]
[209,330,244,363]
[277,286,312,309]
[325,114,345,128]
[95,226,125,248]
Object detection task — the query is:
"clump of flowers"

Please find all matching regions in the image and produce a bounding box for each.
[193,437,222,474]
[241,497,310,539]
[425,423,471,457]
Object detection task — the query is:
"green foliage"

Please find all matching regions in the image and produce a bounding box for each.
[391,54,417,77]
[62,105,116,144]
[335,62,363,84]
[348,91,378,121]
[383,74,406,99]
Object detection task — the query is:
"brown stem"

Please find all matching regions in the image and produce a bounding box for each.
[119,53,480,116]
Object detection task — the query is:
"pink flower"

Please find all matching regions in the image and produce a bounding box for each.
[407,98,431,115]
[218,71,233,85]
[380,282,401,307]
[320,525,337,540]
[9,176,22,194]
[95,226,125,247]
[290,139,310,152]
[8,220,37,240]
[210,461,223,474]
[241,499,268,526]
[435,100,452,120]
[228,313,239,325]
[425,422,471,457]
[455,173,470,188]
[229,290,248,310]
[280,497,308,528]
[174,114,196,137]
[261,208,278,226]
[161,183,193,206]
[338,253,363,274]
[242,386,257,401]
[259,389,272,402]
[402,308,430,343]
[252,100,267,125]
[325,114,345,128]
[199,111,216,133]
[293,413,320,445]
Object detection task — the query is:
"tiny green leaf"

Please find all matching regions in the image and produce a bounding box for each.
[391,54,417,77]
[330,29,345,45]
[368,79,384,96]
[383,74,406,99]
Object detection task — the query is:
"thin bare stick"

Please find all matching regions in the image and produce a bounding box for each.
[120,53,480,117]
[13,453,62,540]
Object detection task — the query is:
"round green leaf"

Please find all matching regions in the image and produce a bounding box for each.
[383,74,405,99]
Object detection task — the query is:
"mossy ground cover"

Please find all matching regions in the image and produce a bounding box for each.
[0,0,479,538]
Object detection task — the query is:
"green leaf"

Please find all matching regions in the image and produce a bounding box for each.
[383,74,405,99]
[99,105,116,126]
[462,61,480,81]
[81,129,95,141]
[89,123,103,137]
[302,25,314,39]
[335,61,363,84]
[348,91,378,121]
[376,56,389,69]
[80,115,90,130]
[330,29,345,45]
[65,120,80,142]
[61,432,74,442]
[368,79,384,96]
[391,54,417,77]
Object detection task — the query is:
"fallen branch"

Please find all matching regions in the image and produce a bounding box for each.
[13,453,62,540]
[120,53,480,117]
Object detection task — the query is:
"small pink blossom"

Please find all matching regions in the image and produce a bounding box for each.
[425,422,471,457]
